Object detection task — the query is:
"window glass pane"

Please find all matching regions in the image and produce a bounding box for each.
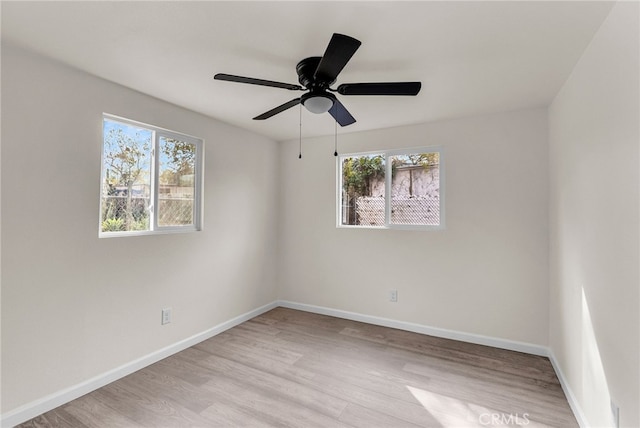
[101,120,152,232]
[340,154,385,226]
[158,136,196,227]
[389,152,440,226]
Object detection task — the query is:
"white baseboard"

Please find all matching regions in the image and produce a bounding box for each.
[1,301,278,428]
[547,349,588,427]
[277,300,549,356]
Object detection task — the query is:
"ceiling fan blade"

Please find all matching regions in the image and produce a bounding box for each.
[328,99,356,127]
[314,34,361,84]
[337,82,422,96]
[253,98,301,120]
[214,73,303,91]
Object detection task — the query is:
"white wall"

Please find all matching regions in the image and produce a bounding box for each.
[0,43,280,413]
[278,108,549,346]
[0,6,3,416]
[4,5,637,425]
[548,2,639,427]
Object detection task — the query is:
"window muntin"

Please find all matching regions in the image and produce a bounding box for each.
[338,148,442,229]
[100,115,202,236]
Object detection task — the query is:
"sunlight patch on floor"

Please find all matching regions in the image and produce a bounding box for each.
[407,385,548,427]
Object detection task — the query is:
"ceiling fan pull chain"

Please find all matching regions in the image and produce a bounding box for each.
[298,103,303,159]
[334,119,338,157]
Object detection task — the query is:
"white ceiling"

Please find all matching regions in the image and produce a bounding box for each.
[2,1,613,142]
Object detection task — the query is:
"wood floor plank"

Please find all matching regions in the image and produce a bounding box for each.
[338,403,424,428]
[202,375,353,428]
[339,324,559,384]
[16,408,87,428]
[196,330,304,366]
[60,393,141,428]
[90,373,217,427]
[17,307,578,428]
[199,401,274,427]
[177,349,348,418]
[123,363,216,414]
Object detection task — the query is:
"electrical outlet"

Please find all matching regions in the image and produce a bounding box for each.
[389,289,398,302]
[161,308,172,325]
[610,399,619,428]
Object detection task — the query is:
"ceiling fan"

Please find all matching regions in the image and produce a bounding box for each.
[214,33,421,127]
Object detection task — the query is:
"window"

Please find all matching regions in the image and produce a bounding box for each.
[338,147,443,229]
[100,115,203,236]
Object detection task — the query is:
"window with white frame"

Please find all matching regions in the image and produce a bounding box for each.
[338,148,442,229]
[100,115,203,236]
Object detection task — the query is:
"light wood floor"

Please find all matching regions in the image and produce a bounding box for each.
[18,308,577,427]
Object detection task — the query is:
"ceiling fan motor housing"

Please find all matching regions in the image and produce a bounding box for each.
[296,57,334,89]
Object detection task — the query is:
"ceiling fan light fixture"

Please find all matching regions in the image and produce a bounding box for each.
[302,94,334,114]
